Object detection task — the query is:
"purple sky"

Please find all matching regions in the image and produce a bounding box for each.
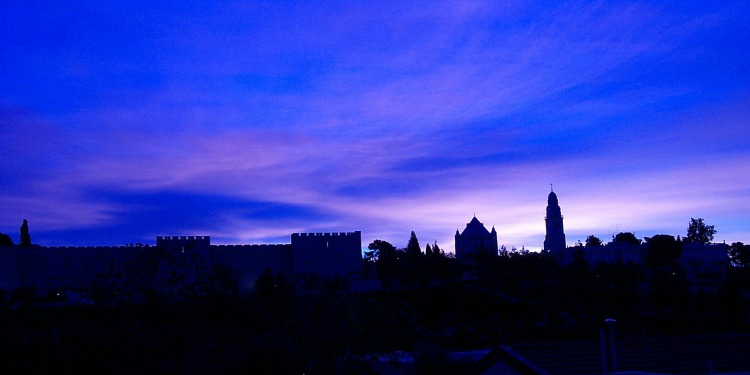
[2,1,749,252]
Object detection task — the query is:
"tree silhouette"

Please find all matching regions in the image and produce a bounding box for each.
[0,232,13,246]
[729,242,750,268]
[645,234,682,268]
[686,217,716,244]
[406,231,421,257]
[368,240,398,285]
[585,235,602,247]
[19,219,31,247]
[613,232,641,246]
[432,241,443,256]
[401,232,423,285]
[363,245,378,263]
[365,239,395,262]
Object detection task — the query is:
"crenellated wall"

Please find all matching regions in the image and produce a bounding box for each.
[210,244,293,291]
[291,231,362,275]
[156,236,211,248]
[0,230,362,295]
[0,245,136,291]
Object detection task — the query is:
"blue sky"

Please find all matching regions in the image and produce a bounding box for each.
[2,1,749,252]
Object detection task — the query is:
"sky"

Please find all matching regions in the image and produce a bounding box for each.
[2,1,749,253]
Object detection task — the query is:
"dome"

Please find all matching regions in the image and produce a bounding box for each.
[548,191,558,205]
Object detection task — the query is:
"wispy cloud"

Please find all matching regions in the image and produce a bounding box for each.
[1,0,748,249]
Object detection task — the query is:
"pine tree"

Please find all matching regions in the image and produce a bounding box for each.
[433,241,442,255]
[19,219,31,247]
[406,231,421,256]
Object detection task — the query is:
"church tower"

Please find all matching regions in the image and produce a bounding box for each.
[544,187,566,252]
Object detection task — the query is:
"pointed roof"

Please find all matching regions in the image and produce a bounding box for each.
[460,216,492,237]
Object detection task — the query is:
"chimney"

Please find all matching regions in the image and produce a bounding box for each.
[600,318,617,374]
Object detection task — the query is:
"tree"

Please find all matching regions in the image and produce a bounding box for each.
[645,234,682,268]
[365,239,396,262]
[613,232,641,246]
[425,244,433,256]
[686,217,716,244]
[406,231,421,257]
[363,245,378,263]
[432,241,443,256]
[585,235,602,247]
[367,240,398,283]
[367,240,397,258]
[19,219,31,247]
[0,232,13,246]
[729,242,750,268]
[499,245,508,256]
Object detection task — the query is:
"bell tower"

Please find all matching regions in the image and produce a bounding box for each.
[544,186,566,252]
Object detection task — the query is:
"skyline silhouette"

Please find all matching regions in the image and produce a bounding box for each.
[0,198,735,257]
[2,1,749,252]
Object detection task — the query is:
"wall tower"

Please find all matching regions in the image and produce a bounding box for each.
[544,187,567,252]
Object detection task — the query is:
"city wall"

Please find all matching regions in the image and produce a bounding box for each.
[0,246,135,292]
[211,244,293,291]
[0,231,362,295]
[292,231,362,276]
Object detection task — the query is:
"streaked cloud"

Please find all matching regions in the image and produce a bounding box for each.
[1,0,748,251]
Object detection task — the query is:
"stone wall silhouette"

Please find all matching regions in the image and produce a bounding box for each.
[211,244,293,291]
[0,246,135,291]
[292,231,362,275]
[0,231,362,294]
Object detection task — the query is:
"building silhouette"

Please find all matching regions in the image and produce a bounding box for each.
[455,216,498,260]
[0,231,362,294]
[543,188,566,252]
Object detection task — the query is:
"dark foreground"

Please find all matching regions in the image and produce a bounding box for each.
[2,251,750,374]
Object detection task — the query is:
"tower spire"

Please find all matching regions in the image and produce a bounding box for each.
[544,188,566,252]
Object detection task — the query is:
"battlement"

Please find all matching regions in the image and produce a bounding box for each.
[0,230,360,294]
[37,246,134,251]
[156,235,211,242]
[292,231,361,238]
[291,231,362,275]
[212,244,290,250]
